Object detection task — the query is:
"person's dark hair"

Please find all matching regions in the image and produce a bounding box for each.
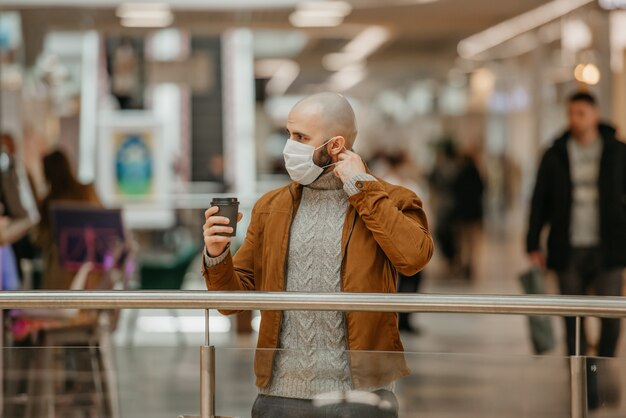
[385,152,406,168]
[42,150,82,198]
[568,91,597,106]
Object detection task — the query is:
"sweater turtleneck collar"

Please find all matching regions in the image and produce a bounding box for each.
[306,170,343,191]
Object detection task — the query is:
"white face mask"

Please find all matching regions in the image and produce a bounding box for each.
[283,137,338,185]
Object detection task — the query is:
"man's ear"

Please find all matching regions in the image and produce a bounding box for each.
[328,136,346,155]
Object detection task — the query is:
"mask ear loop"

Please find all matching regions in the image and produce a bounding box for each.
[315,136,346,169]
[313,136,338,151]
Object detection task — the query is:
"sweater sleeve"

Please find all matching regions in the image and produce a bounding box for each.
[344,173,378,196]
[203,245,230,268]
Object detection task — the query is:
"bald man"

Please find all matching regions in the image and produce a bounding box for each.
[202,92,433,417]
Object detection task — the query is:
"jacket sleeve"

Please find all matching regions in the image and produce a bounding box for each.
[347,179,434,276]
[526,151,552,253]
[201,204,258,315]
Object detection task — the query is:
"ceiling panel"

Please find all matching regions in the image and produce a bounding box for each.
[8,0,557,93]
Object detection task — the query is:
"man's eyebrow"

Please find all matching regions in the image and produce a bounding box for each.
[290,130,309,138]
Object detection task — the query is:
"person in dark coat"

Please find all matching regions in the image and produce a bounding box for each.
[527,92,626,360]
[452,151,484,280]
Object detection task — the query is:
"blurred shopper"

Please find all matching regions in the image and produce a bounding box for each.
[452,150,484,280]
[527,92,626,359]
[202,92,433,418]
[0,204,31,291]
[0,133,39,286]
[429,141,459,269]
[35,150,102,289]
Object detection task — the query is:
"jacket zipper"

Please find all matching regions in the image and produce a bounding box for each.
[341,209,358,388]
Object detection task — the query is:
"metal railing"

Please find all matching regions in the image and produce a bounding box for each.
[3,290,626,418]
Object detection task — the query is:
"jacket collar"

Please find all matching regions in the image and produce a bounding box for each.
[553,122,617,159]
[555,122,616,146]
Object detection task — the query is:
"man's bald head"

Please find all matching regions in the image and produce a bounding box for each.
[290,92,357,147]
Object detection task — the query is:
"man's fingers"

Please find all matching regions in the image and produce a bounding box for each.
[207,225,234,235]
[338,150,359,161]
[237,212,244,222]
[204,206,219,219]
[210,216,232,225]
[203,216,232,233]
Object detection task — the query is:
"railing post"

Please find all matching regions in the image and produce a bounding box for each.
[201,309,215,418]
[570,316,587,418]
[178,309,231,418]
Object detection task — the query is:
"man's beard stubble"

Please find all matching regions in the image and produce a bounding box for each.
[314,147,333,172]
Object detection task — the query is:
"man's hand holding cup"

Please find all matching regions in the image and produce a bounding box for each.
[203,199,243,257]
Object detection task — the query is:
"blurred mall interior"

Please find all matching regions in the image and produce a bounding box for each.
[1,0,626,417]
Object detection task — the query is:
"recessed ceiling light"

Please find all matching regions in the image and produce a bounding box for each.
[289,0,352,28]
[289,10,344,27]
[298,0,352,15]
[117,3,174,28]
[120,16,174,28]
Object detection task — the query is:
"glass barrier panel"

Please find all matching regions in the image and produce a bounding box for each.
[588,356,625,414]
[214,348,581,418]
[3,345,624,417]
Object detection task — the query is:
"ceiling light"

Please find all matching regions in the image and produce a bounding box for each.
[599,0,626,9]
[117,3,169,18]
[289,10,344,27]
[322,52,361,71]
[117,3,174,28]
[458,0,594,59]
[328,64,367,91]
[256,59,300,96]
[289,0,352,28]
[574,63,601,85]
[121,15,174,28]
[562,18,592,52]
[322,25,390,70]
[574,63,586,80]
[266,62,300,95]
[298,0,352,15]
[344,26,391,60]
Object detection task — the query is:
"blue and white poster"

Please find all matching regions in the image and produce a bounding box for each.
[115,132,153,196]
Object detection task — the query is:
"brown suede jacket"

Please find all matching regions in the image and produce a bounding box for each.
[202,175,434,389]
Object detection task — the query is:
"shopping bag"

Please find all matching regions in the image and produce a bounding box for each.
[519,268,555,354]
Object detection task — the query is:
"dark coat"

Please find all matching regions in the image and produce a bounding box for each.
[526,124,626,270]
[453,157,484,223]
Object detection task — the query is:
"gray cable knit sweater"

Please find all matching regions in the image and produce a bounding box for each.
[259,172,351,399]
